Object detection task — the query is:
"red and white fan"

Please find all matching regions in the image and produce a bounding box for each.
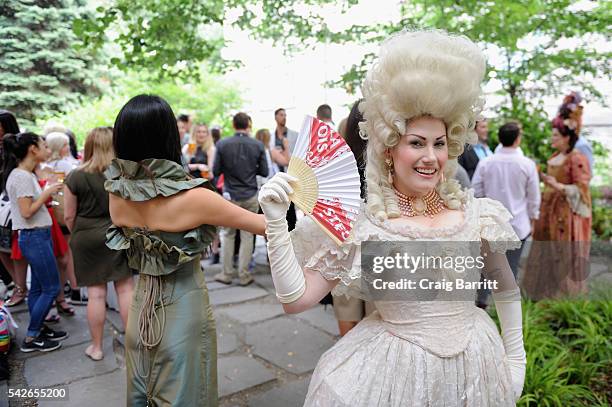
[288,116,361,245]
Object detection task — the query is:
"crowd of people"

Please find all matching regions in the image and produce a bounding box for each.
[0,28,597,406]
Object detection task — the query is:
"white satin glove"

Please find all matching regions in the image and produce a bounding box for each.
[258,173,306,303]
[259,173,297,221]
[493,288,527,401]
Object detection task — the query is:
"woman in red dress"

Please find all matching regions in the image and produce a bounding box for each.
[522,94,592,300]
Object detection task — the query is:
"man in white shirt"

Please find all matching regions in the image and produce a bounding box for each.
[472,121,541,307]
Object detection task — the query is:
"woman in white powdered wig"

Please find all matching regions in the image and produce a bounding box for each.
[258,30,526,406]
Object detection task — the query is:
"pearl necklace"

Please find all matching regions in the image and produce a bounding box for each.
[394,188,446,218]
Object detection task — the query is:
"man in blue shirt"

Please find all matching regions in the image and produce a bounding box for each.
[458,118,493,179]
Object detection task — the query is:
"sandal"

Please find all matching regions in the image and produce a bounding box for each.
[85,344,103,361]
[45,314,61,324]
[56,299,75,316]
[6,285,27,307]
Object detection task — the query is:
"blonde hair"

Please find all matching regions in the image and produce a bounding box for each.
[45,132,70,161]
[255,129,271,150]
[190,123,213,152]
[80,127,114,173]
[360,30,486,220]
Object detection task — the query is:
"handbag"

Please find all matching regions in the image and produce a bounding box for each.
[0,193,12,253]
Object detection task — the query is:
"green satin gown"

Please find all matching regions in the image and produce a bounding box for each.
[105,158,218,407]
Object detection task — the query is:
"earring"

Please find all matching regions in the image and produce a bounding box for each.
[440,171,446,184]
[385,157,394,184]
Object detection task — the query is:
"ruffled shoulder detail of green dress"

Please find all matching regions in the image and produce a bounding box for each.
[104,158,216,276]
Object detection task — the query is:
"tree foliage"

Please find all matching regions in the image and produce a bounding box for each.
[37,70,243,144]
[79,0,610,166]
[322,1,611,165]
[74,0,354,79]
[0,0,102,126]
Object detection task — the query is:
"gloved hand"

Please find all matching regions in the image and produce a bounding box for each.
[493,288,527,401]
[258,173,297,221]
[257,172,306,303]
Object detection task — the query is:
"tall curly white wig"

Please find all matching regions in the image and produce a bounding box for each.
[359,30,486,220]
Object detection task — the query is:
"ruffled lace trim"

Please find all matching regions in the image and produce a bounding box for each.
[477,198,521,253]
[291,216,360,287]
[104,158,216,276]
[106,224,215,276]
[563,184,591,217]
[104,158,213,201]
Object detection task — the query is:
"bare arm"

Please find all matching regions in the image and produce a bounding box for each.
[281,269,338,314]
[271,139,290,167]
[109,187,266,235]
[191,188,266,235]
[63,185,77,231]
[17,183,61,219]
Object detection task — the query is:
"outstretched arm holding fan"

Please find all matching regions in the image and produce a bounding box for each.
[259,116,362,314]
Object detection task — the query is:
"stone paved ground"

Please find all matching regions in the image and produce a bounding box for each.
[0,236,341,407]
[1,238,610,407]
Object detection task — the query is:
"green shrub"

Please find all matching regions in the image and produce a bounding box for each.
[490,296,611,406]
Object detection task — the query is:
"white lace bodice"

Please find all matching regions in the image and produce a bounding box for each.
[291,193,520,356]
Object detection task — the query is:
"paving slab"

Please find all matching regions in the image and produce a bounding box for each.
[105,309,125,334]
[248,378,310,407]
[218,355,275,397]
[207,281,233,291]
[218,303,284,324]
[254,274,275,294]
[5,301,28,315]
[296,305,340,337]
[203,264,223,276]
[217,332,239,355]
[253,236,269,266]
[12,308,102,358]
[25,340,116,388]
[0,380,7,407]
[589,261,609,278]
[209,286,269,306]
[38,368,125,407]
[246,317,336,374]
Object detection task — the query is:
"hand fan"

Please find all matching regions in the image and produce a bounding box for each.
[287,115,362,245]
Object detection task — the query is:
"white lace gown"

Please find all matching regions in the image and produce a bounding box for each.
[290,194,521,407]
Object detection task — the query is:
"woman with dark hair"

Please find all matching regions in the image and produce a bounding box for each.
[1,132,68,352]
[330,100,374,338]
[522,93,592,300]
[0,111,29,307]
[107,94,265,405]
[0,110,20,138]
[210,127,221,145]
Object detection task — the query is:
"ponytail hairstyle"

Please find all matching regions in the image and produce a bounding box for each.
[1,132,41,192]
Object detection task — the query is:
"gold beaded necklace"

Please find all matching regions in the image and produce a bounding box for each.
[394,187,446,218]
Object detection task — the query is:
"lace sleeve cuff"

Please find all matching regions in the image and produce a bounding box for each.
[291,216,360,286]
[563,185,591,217]
[479,198,521,253]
